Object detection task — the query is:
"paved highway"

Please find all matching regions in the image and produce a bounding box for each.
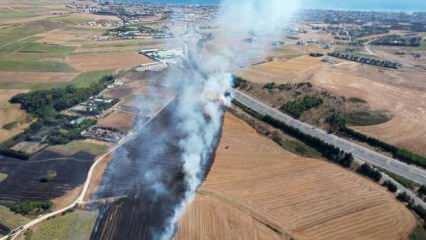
[233,90,426,185]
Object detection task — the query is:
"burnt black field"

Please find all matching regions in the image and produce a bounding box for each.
[0,151,95,202]
[90,100,222,240]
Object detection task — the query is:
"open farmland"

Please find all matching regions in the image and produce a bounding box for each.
[0,72,76,89]
[235,55,323,84]
[177,114,415,240]
[66,52,153,72]
[237,56,426,155]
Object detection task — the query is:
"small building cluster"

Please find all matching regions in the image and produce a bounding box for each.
[69,96,119,117]
[139,48,184,65]
[371,34,423,47]
[82,126,124,143]
[328,52,401,69]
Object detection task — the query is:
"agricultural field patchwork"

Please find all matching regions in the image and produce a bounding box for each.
[178,114,416,240]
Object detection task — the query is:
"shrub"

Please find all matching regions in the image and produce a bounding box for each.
[357,164,382,182]
[10,200,52,215]
[280,96,323,118]
[383,180,398,193]
[396,192,412,203]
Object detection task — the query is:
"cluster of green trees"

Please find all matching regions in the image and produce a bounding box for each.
[280,96,323,119]
[341,127,426,168]
[383,180,398,193]
[10,75,114,118]
[9,200,52,215]
[46,118,96,145]
[0,76,113,159]
[356,164,382,182]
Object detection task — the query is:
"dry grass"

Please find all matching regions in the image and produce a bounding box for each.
[0,89,30,142]
[177,114,416,240]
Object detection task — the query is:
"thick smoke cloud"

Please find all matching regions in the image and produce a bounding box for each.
[158,0,299,239]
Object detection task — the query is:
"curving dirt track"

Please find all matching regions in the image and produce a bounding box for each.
[177,113,416,240]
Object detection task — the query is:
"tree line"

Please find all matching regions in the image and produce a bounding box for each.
[235,100,426,225]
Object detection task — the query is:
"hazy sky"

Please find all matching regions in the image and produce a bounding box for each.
[303,0,426,11]
[144,0,426,11]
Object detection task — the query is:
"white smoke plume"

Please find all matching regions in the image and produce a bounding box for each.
[158,0,299,239]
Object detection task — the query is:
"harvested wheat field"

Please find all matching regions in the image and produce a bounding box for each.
[66,52,153,72]
[177,113,415,240]
[235,55,322,84]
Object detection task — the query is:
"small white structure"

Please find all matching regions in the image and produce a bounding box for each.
[136,62,168,72]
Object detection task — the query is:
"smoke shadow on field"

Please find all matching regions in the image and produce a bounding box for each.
[90,99,223,240]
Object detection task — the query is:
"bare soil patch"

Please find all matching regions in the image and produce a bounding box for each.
[97,111,136,132]
[177,114,416,240]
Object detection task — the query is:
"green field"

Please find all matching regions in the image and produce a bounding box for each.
[0,21,60,48]
[0,39,75,57]
[28,210,97,240]
[0,81,67,90]
[70,70,114,88]
[0,10,37,20]
[0,59,74,72]
[0,205,29,229]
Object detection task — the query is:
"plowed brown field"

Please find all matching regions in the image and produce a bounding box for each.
[177,114,415,240]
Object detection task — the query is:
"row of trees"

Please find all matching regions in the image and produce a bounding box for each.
[262,115,354,168]
[341,127,426,169]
